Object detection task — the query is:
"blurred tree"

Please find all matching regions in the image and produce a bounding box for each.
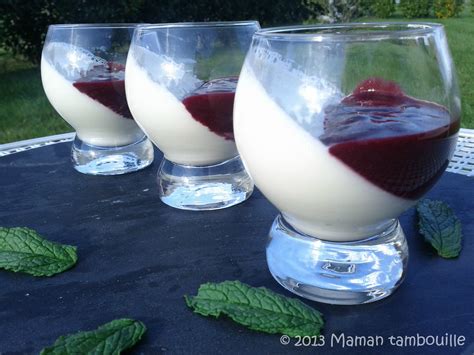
[0,0,59,64]
[372,0,395,18]
[433,0,464,18]
[399,0,432,18]
[304,0,368,22]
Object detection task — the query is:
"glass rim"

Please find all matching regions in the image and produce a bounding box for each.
[255,22,444,41]
[136,20,260,31]
[48,23,143,30]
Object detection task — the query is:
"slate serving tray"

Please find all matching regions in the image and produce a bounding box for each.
[0,143,473,355]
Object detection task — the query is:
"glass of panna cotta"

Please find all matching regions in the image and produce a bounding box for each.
[41,24,154,175]
[125,21,259,210]
[234,23,460,304]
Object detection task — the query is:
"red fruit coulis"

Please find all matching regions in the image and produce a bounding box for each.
[321,78,459,200]
[182,77,238,140]
[72,62,133,119]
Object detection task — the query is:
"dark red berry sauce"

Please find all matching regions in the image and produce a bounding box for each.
[182,77,238,140]
[321,78,459,199]
[73,62,133,119]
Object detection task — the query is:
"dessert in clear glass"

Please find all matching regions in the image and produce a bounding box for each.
[125,21,259,210]
[234,23,461,304]
[41,24,153,175]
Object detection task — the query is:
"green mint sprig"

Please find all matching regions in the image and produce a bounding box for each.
[40,318,146,355]
[185,280,324,337]
[417,199,462,258]
[0,227,77,276]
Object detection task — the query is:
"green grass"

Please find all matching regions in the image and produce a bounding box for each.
[0,49,71,143]
[0,12,473,144]
[351,16,474,130]
[427,17,474,128]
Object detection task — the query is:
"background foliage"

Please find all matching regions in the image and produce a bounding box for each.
[399,0,432,18]
[434,0,465,18]
[372,0,396,18]
[0,0,323,63]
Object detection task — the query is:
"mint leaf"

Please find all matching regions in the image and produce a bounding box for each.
[185,280,324,337]
[417,199,462,258]
[40,318,146,355]
[0,227,77,276]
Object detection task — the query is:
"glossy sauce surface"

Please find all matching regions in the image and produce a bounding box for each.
[321,78,459,199]
[182,77,238,140]
[73,62,133,119]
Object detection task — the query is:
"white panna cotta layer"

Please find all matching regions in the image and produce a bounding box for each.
[125,54,238,166]
[234,68,413,241]
[41,58,143,147]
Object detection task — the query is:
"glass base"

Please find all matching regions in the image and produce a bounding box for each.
[157,156,254,210]
[267,215,408,305]
[71,135,154,175]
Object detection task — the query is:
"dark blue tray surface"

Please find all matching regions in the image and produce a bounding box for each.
[0,143,473,355]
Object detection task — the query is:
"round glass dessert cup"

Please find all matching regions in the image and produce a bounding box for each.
[125,21,259,210]
[41,24,154,175]
[234,23,461,304]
